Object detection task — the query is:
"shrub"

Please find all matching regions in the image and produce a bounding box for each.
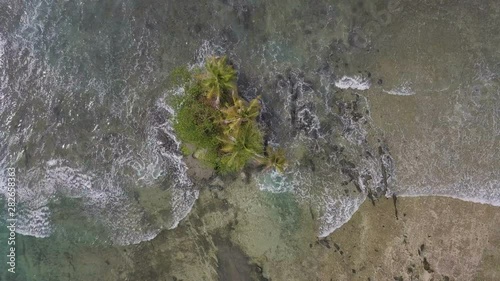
[173,82,222,167]
[169,66,192,87]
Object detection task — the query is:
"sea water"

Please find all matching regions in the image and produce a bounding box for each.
[0,0,499,279]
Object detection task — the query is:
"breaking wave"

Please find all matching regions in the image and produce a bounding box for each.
[255,64,395,237]
[0,0,199,245]
[384,81,415,96]
[334,75,371,90]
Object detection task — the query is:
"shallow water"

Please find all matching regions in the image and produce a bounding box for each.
[0,0,499,279]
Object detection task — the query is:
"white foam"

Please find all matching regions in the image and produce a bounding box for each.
[0,1,202,245]
[318,194,366,237]
[384,82,415,96]
[297,107,321,135]
[257,170,295,193]
[155,97,192,189]
[193,40,225,68]
[0,34,5,69]
[394,178,500,207]
[334,75,371,90]
[16,206,52,238]
[168,188,199,229]
[473,59,497,86]
[10,161,97,238]
[46,159,59,167]
[152,90,201,231]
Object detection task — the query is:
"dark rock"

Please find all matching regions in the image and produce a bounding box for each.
[309,206,316,220]
[209,177,224,188]
[392,194,399,220]
[348,29,369,49]
[220,27,238,45]
[367,190,376,206]
[423,258,433,273]
[214,235,254,281]
[318,238,331,249]
[23,145,30,167]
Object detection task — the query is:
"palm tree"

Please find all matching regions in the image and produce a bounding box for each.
[200,56,237,107]
[220,95,261,136]
[218,123,264,172]
[256,147,288,173]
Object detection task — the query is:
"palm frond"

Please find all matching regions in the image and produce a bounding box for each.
[257,147,288,173]
[200,56,237,107]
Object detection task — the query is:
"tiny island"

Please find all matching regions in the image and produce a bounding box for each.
[171,56,287,174]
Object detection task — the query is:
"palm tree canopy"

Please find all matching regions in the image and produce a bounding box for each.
[218,122,264,172]
[257,147,288,173]
[220,95,261,136]
[200,56,237,107]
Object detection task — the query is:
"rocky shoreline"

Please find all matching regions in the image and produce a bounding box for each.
[15,172,500,280]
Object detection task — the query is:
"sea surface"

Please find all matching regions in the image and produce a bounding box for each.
[0,0,499,279]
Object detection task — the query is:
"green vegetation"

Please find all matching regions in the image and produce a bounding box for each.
[171,56,287,174]
[200,56,237,107]
[219,122,264,173]
[257,147,288,173]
